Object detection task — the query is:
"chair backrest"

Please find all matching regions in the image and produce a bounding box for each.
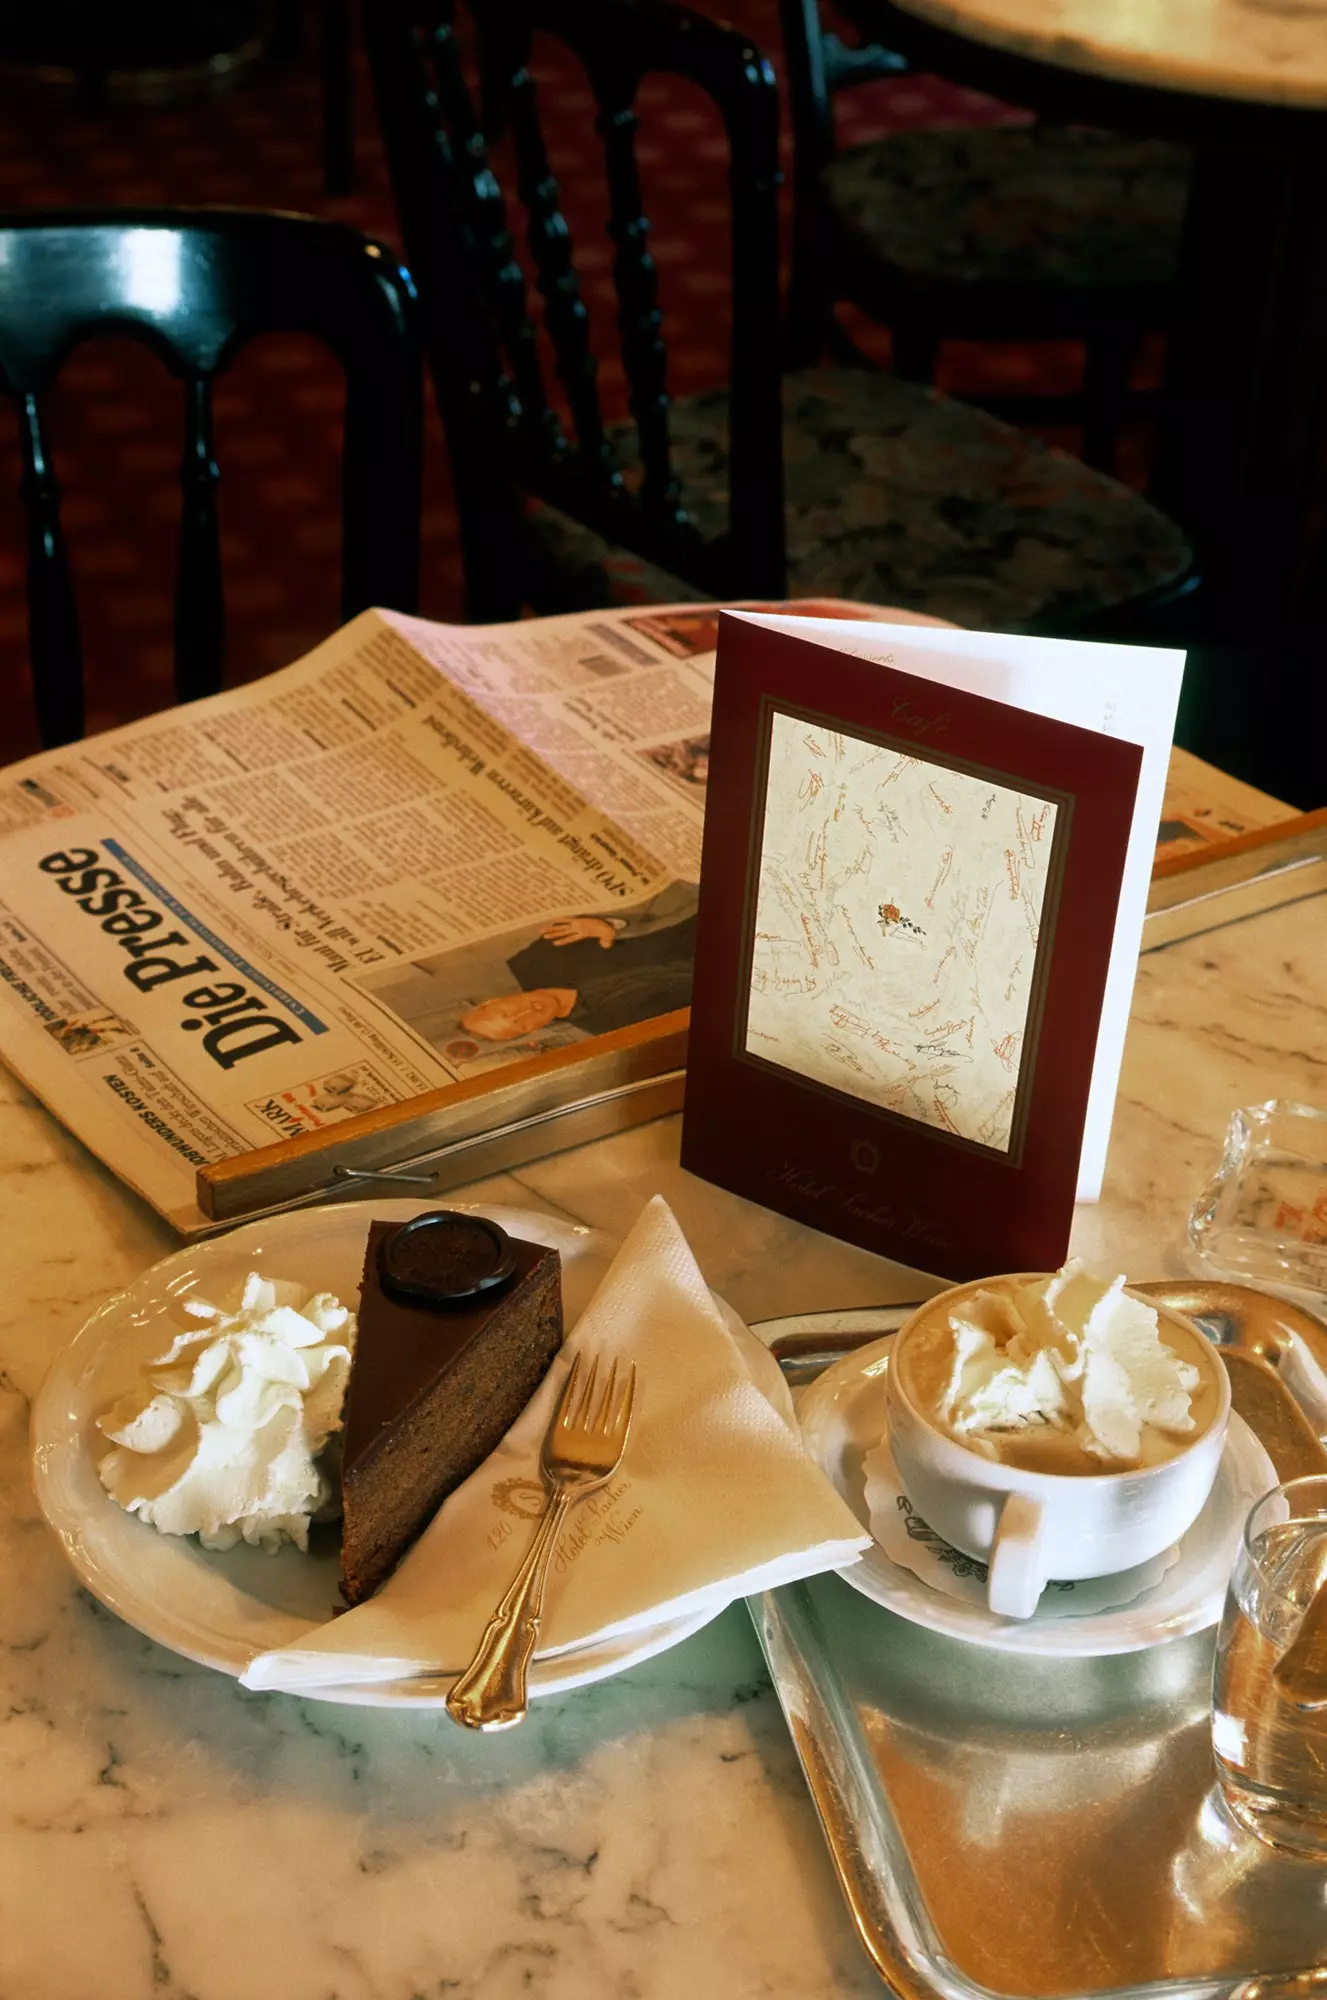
[779,0,909,186]
[364,0,788,606]
[0,209,422,747]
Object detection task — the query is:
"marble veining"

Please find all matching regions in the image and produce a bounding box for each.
[2,896,1326,1997]
[890,0,1327,109]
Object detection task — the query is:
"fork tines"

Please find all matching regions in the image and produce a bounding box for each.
[554,1350,636,1437]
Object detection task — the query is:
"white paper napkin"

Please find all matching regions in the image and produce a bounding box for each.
[242,1197,869,1690]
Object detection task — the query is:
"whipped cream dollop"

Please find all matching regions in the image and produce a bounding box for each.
[938,1262,1201,1465]
[97,1273,355,1552]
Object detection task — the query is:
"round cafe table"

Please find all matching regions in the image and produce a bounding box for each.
[835,0,1327,806]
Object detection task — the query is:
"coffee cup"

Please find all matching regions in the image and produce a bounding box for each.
[885,1275,1231,1619]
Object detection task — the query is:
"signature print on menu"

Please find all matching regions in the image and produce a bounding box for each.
[745,713,1058,1152]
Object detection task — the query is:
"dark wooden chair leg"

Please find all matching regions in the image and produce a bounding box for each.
[785,234,831,369]
[1082,325,1142,474]
[77,63,107,116]
[891,316,942,383]
[322,0,356,196]
[270,0,303,62]
[175,378,225,704]
[18,394,83,748]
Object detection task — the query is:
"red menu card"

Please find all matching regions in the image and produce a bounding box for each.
[681,613,1153,1279]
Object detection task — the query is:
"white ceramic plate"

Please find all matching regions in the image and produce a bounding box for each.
[796,1333,1278,1656]
[31,1201,790,1707]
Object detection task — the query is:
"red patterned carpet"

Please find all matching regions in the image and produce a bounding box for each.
[0,7,1093,762]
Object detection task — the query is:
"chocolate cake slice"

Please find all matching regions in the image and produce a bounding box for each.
[339,1211,562,1605]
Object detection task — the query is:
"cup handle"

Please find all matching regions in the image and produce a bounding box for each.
[987,1494,1047,1619]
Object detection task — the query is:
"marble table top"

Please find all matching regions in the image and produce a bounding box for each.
[887,0,1327,109]
[3,892,1326,2000]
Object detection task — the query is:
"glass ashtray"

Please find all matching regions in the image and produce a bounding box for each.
[1189,1100,1327,1303]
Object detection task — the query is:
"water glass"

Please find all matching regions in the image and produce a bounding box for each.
[1188,1100,1327,1306]
[1211,1476,1327,1856]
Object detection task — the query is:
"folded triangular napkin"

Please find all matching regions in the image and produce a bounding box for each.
[242,1196,868,1690]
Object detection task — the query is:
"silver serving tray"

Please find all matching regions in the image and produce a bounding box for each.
[749,1295,1327,2000]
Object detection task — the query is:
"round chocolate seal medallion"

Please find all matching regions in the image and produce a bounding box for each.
[378,1210,517,1308]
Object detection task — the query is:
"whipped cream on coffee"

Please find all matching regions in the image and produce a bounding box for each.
[97,1273,355,1551]
[913,1263,1207,1469]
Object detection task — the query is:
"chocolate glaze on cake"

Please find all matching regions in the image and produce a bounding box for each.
[339,1213,563,1605]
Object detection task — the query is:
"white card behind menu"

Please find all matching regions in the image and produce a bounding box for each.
[733,613,1185,1202]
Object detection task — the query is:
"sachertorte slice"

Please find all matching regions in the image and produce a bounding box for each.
[339,1211,562,1605]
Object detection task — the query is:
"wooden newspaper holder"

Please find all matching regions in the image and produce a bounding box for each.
[196,1010,688,1222]
[1143,806,1327,949]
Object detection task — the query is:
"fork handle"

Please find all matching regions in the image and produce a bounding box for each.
[445,1489,574,1730]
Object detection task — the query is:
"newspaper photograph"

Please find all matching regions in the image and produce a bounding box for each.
[357,881,699,1081]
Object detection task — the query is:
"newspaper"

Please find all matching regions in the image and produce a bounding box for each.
[1157,746,1291,859]
[0,601,755,1232]
[0,597,1280,1235]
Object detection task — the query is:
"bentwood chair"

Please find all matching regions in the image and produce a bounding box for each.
[365,0,1194,637]
[0,209,422,747]
[782,0,1191,472]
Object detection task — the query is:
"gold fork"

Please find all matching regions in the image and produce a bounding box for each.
[445,1351,637,1731]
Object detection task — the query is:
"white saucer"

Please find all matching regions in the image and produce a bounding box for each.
[31,1201,789,1707]
[796,1333,1278,1656]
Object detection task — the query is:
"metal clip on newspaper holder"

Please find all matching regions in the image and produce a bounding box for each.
[194,1012,689,1226]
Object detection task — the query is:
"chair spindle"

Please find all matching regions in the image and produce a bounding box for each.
[427,22,561,460]
[507,61,622,500]
[175,376,225,705]
[723,39,788,596]
[599,100,688,537]
[18,392,83,748]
